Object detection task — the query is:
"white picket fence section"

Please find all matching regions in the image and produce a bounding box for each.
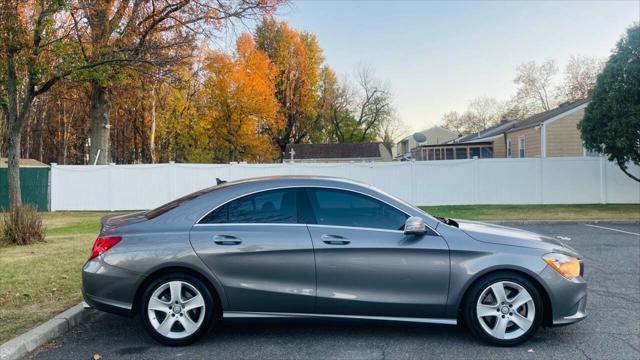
[50,157,640,211]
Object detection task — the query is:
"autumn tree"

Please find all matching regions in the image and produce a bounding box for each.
[68,0,282,165]
[558,55,604,102]
[0,0,74,208]
[200,34,281,162]
[579,24,640,182]
[254,18,324,156]
[513,59,558,113]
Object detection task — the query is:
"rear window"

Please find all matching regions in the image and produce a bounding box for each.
[145,186,218,220]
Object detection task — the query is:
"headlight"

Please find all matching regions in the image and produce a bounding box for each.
[543,253,581,280]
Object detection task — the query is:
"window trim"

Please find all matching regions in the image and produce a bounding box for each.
[194,185,438,235]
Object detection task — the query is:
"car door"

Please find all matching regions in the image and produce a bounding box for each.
[304,188,450,318]
[190,188,316,314]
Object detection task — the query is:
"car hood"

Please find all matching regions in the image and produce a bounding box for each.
[455,220,579,256]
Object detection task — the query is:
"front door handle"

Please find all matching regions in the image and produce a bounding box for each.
[213,235,242,245]
[321,234,350,245]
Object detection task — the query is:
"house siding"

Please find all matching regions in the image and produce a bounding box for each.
[493,137,506,158]
[545,108,585,157]
[505,127,541,158]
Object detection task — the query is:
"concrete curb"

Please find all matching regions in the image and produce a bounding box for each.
[0,303,91,360]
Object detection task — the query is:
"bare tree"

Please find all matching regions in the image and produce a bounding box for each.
[558,55,604,102]
[514,59,559,112]
[352,68,392,142]
[380,113,406,144]
[442,97,503,135]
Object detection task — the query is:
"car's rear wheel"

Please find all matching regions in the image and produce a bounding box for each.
[140,273,216,346]
[464,273,543,346]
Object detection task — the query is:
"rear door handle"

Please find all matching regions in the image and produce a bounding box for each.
[213,235,242,245]
[321,234,350,245]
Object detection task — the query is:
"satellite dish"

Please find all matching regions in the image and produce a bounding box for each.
[412,132,427,143]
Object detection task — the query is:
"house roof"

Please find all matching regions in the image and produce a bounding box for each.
[284,142,390,160]
[507,97,590,133]
[0,158,49,168]
[454,120,519,144]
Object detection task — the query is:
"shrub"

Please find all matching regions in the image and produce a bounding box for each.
[0,205,46,246]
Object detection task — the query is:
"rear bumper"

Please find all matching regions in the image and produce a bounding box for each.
[539,266,588,326]
[82,257,141,317]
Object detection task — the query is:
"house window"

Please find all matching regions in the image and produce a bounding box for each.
[445,148,454,160]
[470,147,480,158]
[455,147,468,159]
[518,136,525,158]
[481,147,493,158]
[507,139,512,158]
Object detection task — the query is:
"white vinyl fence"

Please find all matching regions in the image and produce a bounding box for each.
[50,157,640,211]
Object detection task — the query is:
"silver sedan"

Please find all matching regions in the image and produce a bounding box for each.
[82,176,586,346]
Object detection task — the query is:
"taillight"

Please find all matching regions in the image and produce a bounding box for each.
[89,236,122,260]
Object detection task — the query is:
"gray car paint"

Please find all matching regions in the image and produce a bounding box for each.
[82,176,587,326]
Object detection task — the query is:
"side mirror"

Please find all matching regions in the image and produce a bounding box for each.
[404,216,426,235]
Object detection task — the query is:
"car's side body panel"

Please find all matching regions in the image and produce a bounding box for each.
[190,223,316,313]
[309,224,450,317]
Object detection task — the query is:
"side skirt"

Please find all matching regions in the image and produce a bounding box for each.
[223,311,457,325]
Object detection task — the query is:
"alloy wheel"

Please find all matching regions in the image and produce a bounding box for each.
[147,280,206,339]
[476,281,535,340]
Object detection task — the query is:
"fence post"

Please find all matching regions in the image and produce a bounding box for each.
[169,161,176,201]
[600,156,607,204]
[536,158,544,204]
[108,163,115,211]
[473,158,478,205]
[410,160,416,204]
[49,163,56,211]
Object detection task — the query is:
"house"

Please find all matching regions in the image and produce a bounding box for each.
[504,98,590,158]
[283,142,393,163]
[414,98,592,161]
[396,126,459,160]
[411,120,517,160]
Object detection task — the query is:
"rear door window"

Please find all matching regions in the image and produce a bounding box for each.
[199,188,298,224]
[306,188,407,231]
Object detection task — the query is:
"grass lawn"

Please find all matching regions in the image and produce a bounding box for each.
[0,212,109,343]
[420,204,640,221]
[0,204,638,343]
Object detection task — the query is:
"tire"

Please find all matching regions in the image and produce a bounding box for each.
[140,273,216,346]
[463,272,543,347]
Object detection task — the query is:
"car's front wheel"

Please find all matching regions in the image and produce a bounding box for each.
[464,273,543,346]
[140,273,216,346]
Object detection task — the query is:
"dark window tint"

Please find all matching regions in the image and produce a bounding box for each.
[200,189,297,224]
[307,189,407,230]
[456,147,468,159]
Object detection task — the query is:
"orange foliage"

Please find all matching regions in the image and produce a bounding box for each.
[201,34,282,162]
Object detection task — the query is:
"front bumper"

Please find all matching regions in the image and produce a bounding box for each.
[539,266,588,326]
[82,257,142,317]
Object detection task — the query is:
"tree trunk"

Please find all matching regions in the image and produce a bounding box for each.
[7,124,22,208]
[149,84,157,163]
[89,81,111,164]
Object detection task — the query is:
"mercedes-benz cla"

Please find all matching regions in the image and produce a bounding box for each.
[83,176,586,346]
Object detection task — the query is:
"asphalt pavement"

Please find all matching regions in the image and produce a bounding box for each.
[29,222,640,360]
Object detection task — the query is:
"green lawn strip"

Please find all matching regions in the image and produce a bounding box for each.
[0,212,108,343]
[419,204,640,221]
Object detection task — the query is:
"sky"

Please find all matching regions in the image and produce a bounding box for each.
[269,0,640,136]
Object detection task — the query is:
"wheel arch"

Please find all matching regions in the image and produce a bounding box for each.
[456,267,553,327]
